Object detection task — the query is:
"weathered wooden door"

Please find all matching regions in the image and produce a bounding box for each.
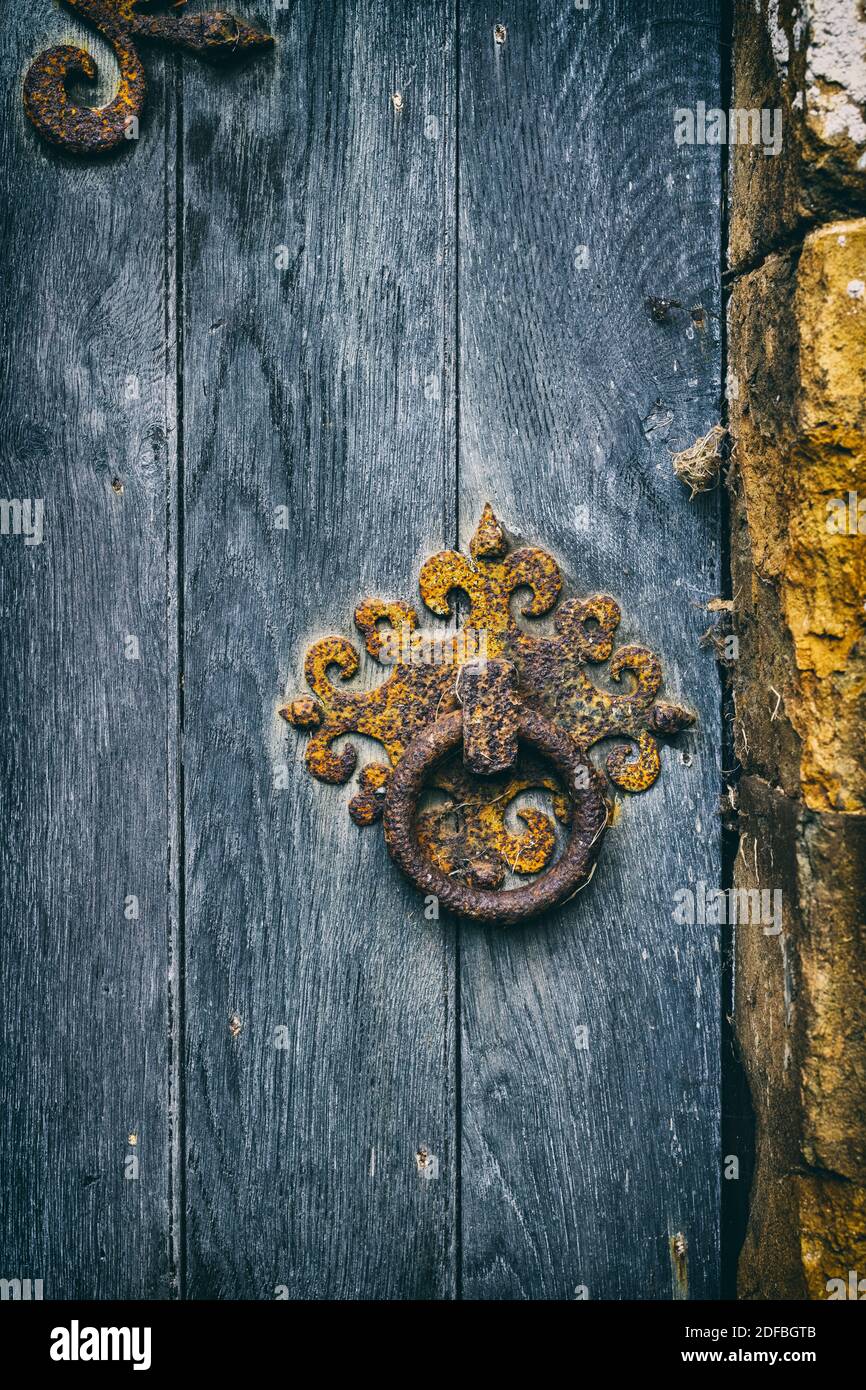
[3,0,722,1299]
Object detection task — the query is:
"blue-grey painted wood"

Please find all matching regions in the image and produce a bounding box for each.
[180,1,458,1298]
[0,18,177,1296]
[1,0,723,1302]
[455,0,722,1299]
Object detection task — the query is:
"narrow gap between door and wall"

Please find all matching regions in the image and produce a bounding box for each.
[717,0,756,1301]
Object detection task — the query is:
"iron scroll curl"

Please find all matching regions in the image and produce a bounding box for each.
[24,0,273,155]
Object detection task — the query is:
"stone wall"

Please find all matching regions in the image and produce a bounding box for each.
[728,0,866,1299]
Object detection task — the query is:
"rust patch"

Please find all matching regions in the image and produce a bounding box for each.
[282,506,695,921]
[458,658,520,775]
[670,1231,689,1295]
[24,0,273,155]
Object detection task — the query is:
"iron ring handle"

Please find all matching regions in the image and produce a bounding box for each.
[382,706,609,925]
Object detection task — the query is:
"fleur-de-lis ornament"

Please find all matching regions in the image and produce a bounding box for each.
[24,0,273,155]
[283,506,696,924]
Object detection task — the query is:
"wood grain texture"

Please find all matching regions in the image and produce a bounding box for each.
[0,0,725,1303]
[0,15,177,1296]
[180,0,457,1298]
[456,0,723,1298]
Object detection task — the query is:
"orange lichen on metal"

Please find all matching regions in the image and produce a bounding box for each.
[281,507,694,889]
[414,752,562,889]
[23,0,272,154]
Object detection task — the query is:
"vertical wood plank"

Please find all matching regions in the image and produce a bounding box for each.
[181,1,457,1297]
[456,0,722,1298]
[0,18,176,1296]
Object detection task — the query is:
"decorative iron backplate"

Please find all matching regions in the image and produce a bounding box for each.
[282,506,695,923]
[24,0,272,155]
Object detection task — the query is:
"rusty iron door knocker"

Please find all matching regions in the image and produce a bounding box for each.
[383,691,609,926]
[282,506,695,925]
